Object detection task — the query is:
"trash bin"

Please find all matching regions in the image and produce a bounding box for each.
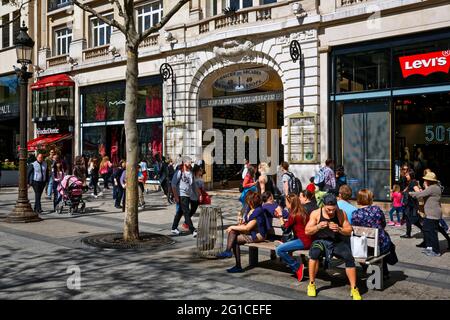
[197,205,224,258]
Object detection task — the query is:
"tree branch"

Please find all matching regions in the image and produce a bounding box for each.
[110,0,124,17]
[139,0,190,43]
[0,0,32,28]
[73,0,126,34]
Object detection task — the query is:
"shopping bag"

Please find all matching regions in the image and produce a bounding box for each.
[350,232,368,259]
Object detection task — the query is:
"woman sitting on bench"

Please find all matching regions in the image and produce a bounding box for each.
[276,193,312,282]
[352,189,397,279]
[217,191,269,273]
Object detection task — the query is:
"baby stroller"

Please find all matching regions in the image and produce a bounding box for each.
[56,175,86,214]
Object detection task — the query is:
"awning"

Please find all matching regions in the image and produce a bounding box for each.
[31,74,74,90]
[27,133,72,151]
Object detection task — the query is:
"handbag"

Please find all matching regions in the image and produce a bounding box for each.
[350,232,368,259]
[199,189,211,205]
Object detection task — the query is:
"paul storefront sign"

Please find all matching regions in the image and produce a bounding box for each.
[399,50,450,78]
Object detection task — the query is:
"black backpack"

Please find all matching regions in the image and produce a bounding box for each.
[284,172,302,195]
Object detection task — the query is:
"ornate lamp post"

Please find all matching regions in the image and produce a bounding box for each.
[6,22,41,223]
[160,63,176,121]
[290,40,304,114]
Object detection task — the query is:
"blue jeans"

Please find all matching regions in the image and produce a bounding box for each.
[389,207,403,223]
[276,239,305,273]
[440,219,449,231]
[47,176,54,197]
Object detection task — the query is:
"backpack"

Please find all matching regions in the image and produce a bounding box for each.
[284,172,302,195]
[314,167,326,190]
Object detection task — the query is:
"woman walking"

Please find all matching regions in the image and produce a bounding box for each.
[113,160,126,209]
[53,162,65,211]
[239,166,257,206]
[90,157,100,198]
[410,172,447,256]
[99,156,112,189]
[400,170,422,239]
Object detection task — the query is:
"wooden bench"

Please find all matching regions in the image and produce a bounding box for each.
[243,219,389,290]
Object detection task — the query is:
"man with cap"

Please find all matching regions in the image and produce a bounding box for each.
[170,156,198,237]
[410,171,444,256]
[305,193,362,300]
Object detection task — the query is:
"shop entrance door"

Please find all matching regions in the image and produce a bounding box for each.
[342,101,390,200]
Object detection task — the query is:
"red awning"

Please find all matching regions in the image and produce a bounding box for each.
[31,74,75,90]
[27,133,72,151]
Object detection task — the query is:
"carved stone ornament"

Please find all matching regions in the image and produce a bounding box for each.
[213,40,254,59]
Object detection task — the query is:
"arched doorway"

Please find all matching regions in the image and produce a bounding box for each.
[198,64,284,189]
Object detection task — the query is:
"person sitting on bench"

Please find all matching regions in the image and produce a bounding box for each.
[305,193,362,300]
[217,191,269,273]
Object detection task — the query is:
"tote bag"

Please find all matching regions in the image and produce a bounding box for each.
[350,232,368,259]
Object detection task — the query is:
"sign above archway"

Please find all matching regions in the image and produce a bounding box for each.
[213,69,269,92]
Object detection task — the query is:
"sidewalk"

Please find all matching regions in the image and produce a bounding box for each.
[0,187,449,299]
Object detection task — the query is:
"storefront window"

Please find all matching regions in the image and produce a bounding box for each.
[84,91,107,122]
[107,88,125,121]
[335,49,389,94]
[32,86,74,120]
[0,74,18,108]
[392,39,450,88]
[138,122,163,158]
[82,126,107,157]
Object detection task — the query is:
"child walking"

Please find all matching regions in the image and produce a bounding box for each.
[388,184,403,227]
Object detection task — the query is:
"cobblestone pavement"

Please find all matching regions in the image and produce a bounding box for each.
[0,187,449,300]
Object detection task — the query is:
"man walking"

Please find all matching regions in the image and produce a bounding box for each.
[171,157,198,238]
[28,153,48,214]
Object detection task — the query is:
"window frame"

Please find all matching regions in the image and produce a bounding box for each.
[90,13,113,48]
[54,26,73,56]
[136,1,163,34]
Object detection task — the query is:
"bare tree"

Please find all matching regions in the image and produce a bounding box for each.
[73,0,189,241]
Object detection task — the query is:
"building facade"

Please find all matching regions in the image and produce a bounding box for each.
[0,0,35,162]
[10,0,449,198]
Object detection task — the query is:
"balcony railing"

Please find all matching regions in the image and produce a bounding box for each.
[215,12,249,29]
[48,0,73,12]
[83,45,110,61]
[195,3,285,35]
[139,34,159,48]
[339,0,369,7]
[47,54,67,68]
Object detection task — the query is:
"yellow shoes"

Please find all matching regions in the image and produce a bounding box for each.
[351,287,362,300]
[307,283,362,300]
[307,283,316,297]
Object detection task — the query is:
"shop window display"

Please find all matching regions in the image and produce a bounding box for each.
[32,86,74,120]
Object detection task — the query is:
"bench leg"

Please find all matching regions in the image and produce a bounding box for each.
[249,247,259,267]
[270,250,277,261]
[366,263,384,290]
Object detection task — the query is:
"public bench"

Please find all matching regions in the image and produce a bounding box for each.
[243,218,389,290]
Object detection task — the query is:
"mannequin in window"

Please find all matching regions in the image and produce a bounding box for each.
[403,147,410,164]
[145,86,162,117]
[95,99,106,121]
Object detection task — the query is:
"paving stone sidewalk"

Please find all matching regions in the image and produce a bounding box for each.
[0,187,449,300]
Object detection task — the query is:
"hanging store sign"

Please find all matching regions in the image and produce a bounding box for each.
[399,50,450,78]
[37,128,60,135]
[213,69,269,92]
[200,91,283,108]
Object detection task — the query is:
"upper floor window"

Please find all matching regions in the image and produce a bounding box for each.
[2,14,10,49]
[55,27,72,56]
[91,14,113,47]
[48,0,73,12]
[136,1,163,34]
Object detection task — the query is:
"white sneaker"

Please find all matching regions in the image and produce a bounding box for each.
[98,192,103,197]
[193,230,198,238]
[171,229,180,235]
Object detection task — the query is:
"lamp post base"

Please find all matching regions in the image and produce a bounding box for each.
[6,202,42,223]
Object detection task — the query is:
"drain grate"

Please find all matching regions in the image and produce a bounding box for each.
[78,231,90,234]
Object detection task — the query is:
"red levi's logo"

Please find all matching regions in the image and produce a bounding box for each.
[399,50,450,78]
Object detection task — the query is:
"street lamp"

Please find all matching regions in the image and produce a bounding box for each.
[6,22,41,223]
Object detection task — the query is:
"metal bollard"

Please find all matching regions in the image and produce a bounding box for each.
[197,205,224,258]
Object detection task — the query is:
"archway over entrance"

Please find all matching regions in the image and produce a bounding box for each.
[197,64,284,189]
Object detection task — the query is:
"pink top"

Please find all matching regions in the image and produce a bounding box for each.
[391,191,402,208]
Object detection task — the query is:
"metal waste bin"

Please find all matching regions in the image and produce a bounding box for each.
[197,205,224,258]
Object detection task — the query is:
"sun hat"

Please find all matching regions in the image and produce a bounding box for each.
[423,172,438,182]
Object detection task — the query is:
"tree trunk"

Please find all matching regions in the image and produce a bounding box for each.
[123,46,140,241]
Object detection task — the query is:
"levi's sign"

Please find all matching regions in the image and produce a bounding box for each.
[399,50,450,78]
